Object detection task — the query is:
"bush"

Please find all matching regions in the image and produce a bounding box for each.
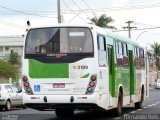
[8,51,20,65]
[0,60,17,79]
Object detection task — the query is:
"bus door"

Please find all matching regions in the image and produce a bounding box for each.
[128,50,134,102]
[97,35,108,95]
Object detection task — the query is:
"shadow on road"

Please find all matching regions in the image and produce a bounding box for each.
[47,106,136,120]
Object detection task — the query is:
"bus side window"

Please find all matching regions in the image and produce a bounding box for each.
[97,36,106,51]
[116,41,123,67]
[123,43,129,67]
[97,35,107,67]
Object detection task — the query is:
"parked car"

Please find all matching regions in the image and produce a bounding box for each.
[0,84,22,111]
[155,79,160,89]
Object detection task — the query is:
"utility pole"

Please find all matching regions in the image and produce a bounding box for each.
[57,0,61,24]
[123,21,137,38]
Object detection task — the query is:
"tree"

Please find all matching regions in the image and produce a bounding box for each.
[90,14,116,29]
[8,51,20,65]
[151,42,160,78]
[0,60,17,79]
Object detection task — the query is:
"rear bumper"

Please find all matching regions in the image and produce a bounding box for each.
[24,103,102,110]
[23,92,100,110]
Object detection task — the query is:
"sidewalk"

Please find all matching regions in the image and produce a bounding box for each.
[149,85,155,89]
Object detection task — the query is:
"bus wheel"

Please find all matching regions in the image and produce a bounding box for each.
[135,88,144,109]
[0,106,3,111]
[55,108,74,118]
[113,91,123,116]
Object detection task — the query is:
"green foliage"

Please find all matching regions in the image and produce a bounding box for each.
[151,42,160,71]
[8,51,20,65]
[90,14,116,29]
[0,60,17,79]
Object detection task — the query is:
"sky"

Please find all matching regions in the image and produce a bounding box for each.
[0,0,160,48]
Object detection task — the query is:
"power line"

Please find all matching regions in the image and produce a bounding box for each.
[0,2,160,15]
[0,20,25,29]
[62,0,85,21]
[68,10,83,23]
[113,26,160,32]
[70,0,92,19]
[0,5,57,18]
[133,22,157,28]
[82,0,96,17]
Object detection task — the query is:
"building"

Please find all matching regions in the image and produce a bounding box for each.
[0,36,24,59]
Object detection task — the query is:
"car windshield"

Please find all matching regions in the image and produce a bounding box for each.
[10,85,18,92]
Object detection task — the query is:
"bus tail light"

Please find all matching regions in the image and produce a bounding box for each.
[24,82,30,87]
[89,82,95,87]
[23,76,28,82]
[91,76,96,81]
[86,74,97,94]
[22,76,33,95]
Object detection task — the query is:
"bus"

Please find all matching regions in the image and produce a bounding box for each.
[22,24,149,118]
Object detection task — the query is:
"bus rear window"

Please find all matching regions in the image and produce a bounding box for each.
[25,27,93,54]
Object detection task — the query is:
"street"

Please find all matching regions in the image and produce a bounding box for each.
[0,89,160,120]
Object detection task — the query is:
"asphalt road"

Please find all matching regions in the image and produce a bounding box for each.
[1,89,160,120]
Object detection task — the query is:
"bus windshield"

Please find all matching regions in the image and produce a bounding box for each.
[25,27,93,55]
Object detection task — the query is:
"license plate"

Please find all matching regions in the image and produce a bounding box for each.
[53,83,65,88]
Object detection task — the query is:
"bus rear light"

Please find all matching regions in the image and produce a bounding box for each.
[89,82,95,87]
[86,74,97,95]
[91,76,96,81]
[23,76,28,82]
[87,87,93,93]
[26,87,32,93]
[24,82,30,88]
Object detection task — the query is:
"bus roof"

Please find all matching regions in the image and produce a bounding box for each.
[28,24,141,48]
[106,30,140,47]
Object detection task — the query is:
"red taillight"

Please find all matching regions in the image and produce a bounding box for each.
[89,82,95,87]
[24,82,30,87]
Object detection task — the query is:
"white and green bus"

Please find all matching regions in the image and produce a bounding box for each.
[22,24,149,118]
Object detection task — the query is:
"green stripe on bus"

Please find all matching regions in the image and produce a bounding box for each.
[29,59,69,78]
[81,73,90,78]
[109,46,116,97]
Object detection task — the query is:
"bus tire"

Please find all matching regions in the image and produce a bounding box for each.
[113,91,123,116]
[135,87,144,109]
[55,108,74,118]
[0,106,3,111]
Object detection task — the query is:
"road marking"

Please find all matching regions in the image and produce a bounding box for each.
[130,111,136,114]
[147,101,160,108]
[114,117,121,119]
[150,103,156,106]
[156,101,160,104]
[137,109,142,111]
[143,106,148,109]
[148,105,153,107]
